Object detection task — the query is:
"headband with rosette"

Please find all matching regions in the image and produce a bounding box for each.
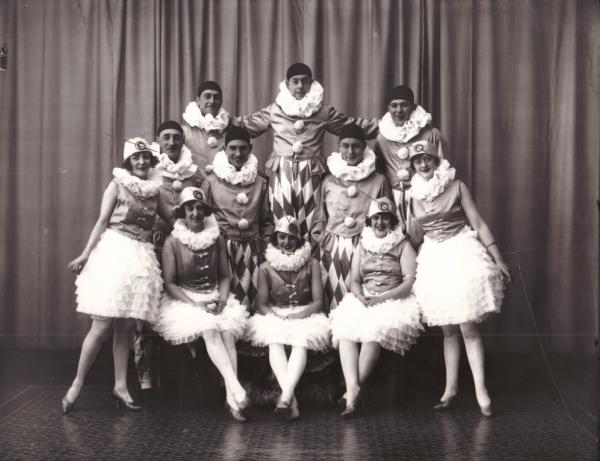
[174,187,212,215]
[408,140,439,163]
[274,215,302,240]
[123,137,159,162]
[367,197,396,220]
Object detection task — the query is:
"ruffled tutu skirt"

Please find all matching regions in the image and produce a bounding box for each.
[155,289,248,345]
[246,305,331,351]
[330,293,423,354]
[414,226,504,326]
[75,229,162,322]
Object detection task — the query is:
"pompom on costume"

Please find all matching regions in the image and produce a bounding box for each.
[233,64,380,244]
[330,201,423,354]
[153,213,248,345]
[407,143,504,326]
[246,240,330,351]
[75,139,163,322]
[312,137,392,311]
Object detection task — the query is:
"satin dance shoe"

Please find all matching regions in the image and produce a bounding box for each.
[479,403,493,417]
[433,395,457,411]
[61,388,80,414]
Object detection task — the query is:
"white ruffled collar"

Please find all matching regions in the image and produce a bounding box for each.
[211,150,258,186]
[182,102,230,133]
[361,225,405,254]
[266,241,312,272]
[171,215,220,251]
[275,80,324,118]
[153,145,198,180]
[112,168,161,198]
[378,106,432,143]
[409,159,456,202]
[327,148,376,182]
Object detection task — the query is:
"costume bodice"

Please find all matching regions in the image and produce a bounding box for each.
[109,181,158,242]
[262,261,312,307]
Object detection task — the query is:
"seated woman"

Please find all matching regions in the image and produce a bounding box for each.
[154,187,250,422]
[246,217,330,421]
[331,197,423,417]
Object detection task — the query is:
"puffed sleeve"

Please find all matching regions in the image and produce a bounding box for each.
[233,105,273,137]
[325,106,380,139]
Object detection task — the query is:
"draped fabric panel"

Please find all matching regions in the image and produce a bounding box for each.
[0,0,598,351]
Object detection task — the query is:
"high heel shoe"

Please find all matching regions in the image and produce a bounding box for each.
[112,390,141,411]
[433,395,457,411]
[479,403,493,417]
[225,403,247,422]
[61,388,80,414]
[341,391,361,418]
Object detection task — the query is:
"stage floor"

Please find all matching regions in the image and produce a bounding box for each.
[0,343,597,460]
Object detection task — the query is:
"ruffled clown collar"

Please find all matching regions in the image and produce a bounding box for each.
[275,80,324,118]
[171,215,220,251]
[378,105,432,143]
[266,241,312,272]
[361,225,405,254]
[153,145,198,180]
[211,150,258,186]
[409,159,456,202]
[112,167,161,199]
[327,147,376,182]
[182,102,230,133]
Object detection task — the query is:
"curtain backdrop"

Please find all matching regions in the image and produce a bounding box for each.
[0,0,598,352]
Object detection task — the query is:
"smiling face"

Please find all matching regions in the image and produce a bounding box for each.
[412,154,438,180]
[157,129,183,162]
[129,151,153,179]
[387,98,416,125]
[339,137,366,166]
[276,232,299,254]
[371,213,394,238]
[226,140,252,170]
[183,201,206,232]
[286,74,312,100]
[195,89,222,117]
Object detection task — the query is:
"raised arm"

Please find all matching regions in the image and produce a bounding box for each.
[232,105,272,137]
[325,106,379,139]
[67,181,118,274]
[459,182,511,282]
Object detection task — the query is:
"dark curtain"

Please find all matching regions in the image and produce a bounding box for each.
[0,0,598,352]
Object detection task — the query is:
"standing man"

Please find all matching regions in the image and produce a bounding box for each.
[182,81,230,171]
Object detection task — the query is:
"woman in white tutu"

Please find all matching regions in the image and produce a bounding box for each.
[63,138,170,413]
[407,140,511,416]
[247,216,330,421]
[154,187,250,422]
[331,197,423,417]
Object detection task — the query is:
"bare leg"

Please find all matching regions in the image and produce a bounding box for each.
[358,342,381,385]
[113,317,135,401]
[221,331,238,375]
[269,344,289,399]
[65,318,112,402]
[460,322,491,408]
[280,346,307,403]
[339,339,361,401]
[440,324,461,401]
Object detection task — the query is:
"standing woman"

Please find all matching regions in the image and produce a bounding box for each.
[374,85,446,233]
[312,124,392,311]
[63,138,170,412]
[247,217,330,421]
[331,197,423,416]
[407,140,511,416]
[154,187,250,422]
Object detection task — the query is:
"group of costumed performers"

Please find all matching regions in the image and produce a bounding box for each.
[62,61,511,421]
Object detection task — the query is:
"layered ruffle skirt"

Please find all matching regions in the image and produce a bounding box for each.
[414,227,504,326]
[75,229,162,322]
[330,293,423,354]
[246,305,331,351]
[155,289,248,345]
